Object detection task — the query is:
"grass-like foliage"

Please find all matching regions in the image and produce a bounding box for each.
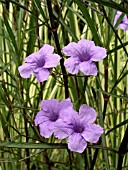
[0,0,128,169]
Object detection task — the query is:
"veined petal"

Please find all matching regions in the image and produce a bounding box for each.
[68,133,87,153]
[58,98,73,111]
[90,46,107,61]
[59,107,79,124]
[34,110,50,126]
[54,119,73,139]
[78,38,95,47]
[38,44,54,56]
[79,61,97,76]
[24,52,39,63]
[79,104,97,124]
[64,57,80,74]
[43,54,61,68]
[39,121,54,138]
[82,124,103,143]
[18,63,35,78]
[62,42,81,57]
[34,68,50,82]
[78,39,95,61]
[40,99,59,112]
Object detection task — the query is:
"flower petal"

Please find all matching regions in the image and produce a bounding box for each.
[34,110,50,126]
[90,46,107,61]
[59,107,79,125]
[39,121,54,138]
[38,44,54,56]
[58,98,73,111]
[62,42,81,58]
[114,11,122,25]
[118,23,128,30]
[78,39,107,62]
[40,99,59,112]
[114,11,128,31]
[54,119,73,139]
[79,61,98,76]
[82,124,103,143]
[24,52,40,63]
[64,57,80,74]
[68,133,87,153]
[78,39,95,61]
[79,104,97,124]
[34,68,50,82]
[18,63,35,78]
[43,54,61,68]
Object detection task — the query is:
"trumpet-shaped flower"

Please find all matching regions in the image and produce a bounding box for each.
[114,11,128,31]
[34,99,73,138]
[18,44,61,82]
[54,104,103,153]
[62,38,107,76]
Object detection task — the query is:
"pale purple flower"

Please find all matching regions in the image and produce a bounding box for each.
[54,105,103,153]
[114,11,128,30]
[18,44,61,82]
[62,38,107,76]
[34,98,73,138]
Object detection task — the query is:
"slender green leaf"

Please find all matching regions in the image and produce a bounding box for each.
[84,0,128,13]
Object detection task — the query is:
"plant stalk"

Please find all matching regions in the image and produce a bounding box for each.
[46,0,69,98]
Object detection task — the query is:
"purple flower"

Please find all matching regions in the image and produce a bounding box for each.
[54,105,103,153]
[18,44,61,82]
[62,38,107,76]
[34,98,73,138]
[114,11,128,31]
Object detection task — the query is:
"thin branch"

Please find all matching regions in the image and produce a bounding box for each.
[46,0,69,98]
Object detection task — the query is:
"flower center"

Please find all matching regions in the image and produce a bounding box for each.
[76,127,84,133]
[50,114,59,122]
[79,54,90,62]
[36,57,45,67]
[74,123,84,133]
